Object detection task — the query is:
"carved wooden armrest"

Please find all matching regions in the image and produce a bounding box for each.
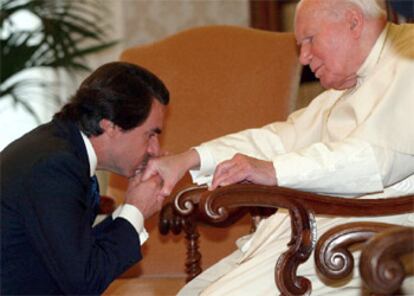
[159,185,253,280]
[315,222,414,295]
[171,184,317,295]
[174,184,413,217]
[315,222,397,280]
[360,225,414,294]
[159,183,414,292]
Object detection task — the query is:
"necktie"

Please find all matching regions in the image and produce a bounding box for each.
[90,175,100,209]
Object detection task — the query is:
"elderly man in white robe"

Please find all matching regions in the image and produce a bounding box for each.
[144,0,414,294]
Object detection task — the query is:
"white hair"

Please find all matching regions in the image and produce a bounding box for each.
[345,0,386,18]
[297,0,387,19]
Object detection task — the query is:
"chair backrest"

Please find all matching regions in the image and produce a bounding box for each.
[108,25,301,277]
[120,25,300,153]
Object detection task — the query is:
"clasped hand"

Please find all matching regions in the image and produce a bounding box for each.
[124,174,165,219]
[141,152,277,197]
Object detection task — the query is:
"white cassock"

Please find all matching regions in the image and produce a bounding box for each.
[178,23,414,295]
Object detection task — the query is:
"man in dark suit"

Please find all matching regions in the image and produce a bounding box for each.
[1,62,169,295]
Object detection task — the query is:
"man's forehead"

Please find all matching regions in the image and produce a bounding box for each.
[294,8,314,42]
[135,101,165,132]
[296,0,329,22]
[295,0,332,41]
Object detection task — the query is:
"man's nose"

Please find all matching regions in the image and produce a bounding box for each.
[299,44,311,65]
[147,136,160,157]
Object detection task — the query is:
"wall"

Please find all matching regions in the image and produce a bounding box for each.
[122,0,250,48]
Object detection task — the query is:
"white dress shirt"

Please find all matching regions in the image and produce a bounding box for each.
[81,132,149,245]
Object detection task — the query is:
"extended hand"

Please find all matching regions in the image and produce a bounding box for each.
[142,149,200,196]
[124,174,165,219]
[210,153,277,190]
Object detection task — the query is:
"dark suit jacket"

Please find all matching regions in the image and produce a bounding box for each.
[1,118,141,295]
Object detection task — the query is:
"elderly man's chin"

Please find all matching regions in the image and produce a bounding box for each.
[319,75,357,90]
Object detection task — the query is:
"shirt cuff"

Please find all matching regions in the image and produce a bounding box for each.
[189,146,216,186]
[115,204,149,245]
[111,205,123,218]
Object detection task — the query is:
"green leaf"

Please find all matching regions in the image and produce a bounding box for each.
[0,0,118,120]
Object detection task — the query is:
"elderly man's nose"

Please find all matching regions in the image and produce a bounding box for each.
[299,45,311,65]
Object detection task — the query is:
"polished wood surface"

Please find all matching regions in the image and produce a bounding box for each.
[315,222,414,295]
[315,222,398,280]
[359,225,414,294]
[164,183,414,294]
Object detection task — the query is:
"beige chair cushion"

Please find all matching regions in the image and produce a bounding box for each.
[108,25,300,277]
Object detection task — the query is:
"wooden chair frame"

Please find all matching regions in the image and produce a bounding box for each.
[159,184,414,295]
[316,222,414,295]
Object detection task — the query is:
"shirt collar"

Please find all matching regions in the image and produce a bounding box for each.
[357,23,389,80]
[80,131,97,177]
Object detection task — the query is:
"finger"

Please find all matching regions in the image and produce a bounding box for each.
[142,162,158,181]
[145,174,168,194]
[147,175,164,191]
[210,160,239,189]
[210,166,247,190]
[210,170,229,190]
[160,181,174,196]
[212,160,237,181]
[157,193,166,205]
[219,170,247,186]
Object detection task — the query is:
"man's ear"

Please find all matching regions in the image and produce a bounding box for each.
[99,119,116,137]
[345,7,364,39]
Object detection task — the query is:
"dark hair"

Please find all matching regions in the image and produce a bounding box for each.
[54,62,169,136]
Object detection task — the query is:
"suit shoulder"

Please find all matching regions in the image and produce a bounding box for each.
[2,122,88,185]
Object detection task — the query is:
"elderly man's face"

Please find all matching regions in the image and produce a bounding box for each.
[295,1,360,90]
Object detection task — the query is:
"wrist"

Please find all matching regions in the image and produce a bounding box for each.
[271,162,278,186]
[182,149,201,171]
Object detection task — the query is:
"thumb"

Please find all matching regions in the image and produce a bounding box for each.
[160,181,174,196]
[142,165,157,181]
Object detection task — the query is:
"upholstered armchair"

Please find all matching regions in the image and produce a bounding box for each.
[107,25,301,277]
[163,184,413,294]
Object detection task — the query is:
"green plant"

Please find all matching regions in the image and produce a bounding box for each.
[1,0,117,121]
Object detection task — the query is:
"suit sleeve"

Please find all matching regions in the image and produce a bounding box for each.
[92,215,114,236]
[23,152,141,294]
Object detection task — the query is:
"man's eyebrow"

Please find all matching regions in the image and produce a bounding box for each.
[152,127,162,134]
[295,33,303,45]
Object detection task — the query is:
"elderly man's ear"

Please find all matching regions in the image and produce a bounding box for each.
[345,8,364,38]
